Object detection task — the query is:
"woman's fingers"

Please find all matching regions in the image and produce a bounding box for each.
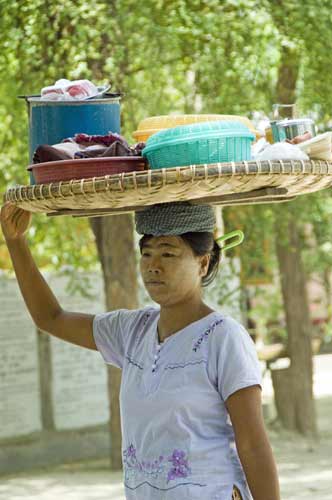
[15,209,31,231]
[2,202,19,220]
[1,203,32,239]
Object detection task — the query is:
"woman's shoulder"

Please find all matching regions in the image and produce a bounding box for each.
[139,305,160,321]
[217,313,246,330]
[210,312,245,330]
[210,313,254,346]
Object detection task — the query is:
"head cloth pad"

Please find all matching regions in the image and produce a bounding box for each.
[135,201,216,236]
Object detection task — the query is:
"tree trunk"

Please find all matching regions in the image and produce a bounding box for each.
[37,329,55,430]
[275,45,300,109]
[323,268,332,323]
[270,42,317,436]
[270,367,295,427]
[274,208,317,435]
[90,214,138,469]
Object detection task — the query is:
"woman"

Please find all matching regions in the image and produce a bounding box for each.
[0,201,280,500]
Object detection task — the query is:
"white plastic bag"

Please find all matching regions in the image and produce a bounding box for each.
[251,138,270,159]
[41,79,99,101]
[254,141,309,161]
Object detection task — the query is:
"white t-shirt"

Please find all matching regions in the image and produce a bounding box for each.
[93,306,262,500]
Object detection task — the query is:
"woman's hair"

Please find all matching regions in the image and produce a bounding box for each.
[138,232,221,287]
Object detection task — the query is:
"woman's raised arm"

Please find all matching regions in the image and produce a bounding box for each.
[1,202,97,350]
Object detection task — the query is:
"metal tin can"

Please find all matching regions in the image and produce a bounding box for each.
[276,118,316,141]
[269,120,280,143]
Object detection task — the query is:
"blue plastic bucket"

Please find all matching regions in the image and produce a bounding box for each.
[26,96,121,184]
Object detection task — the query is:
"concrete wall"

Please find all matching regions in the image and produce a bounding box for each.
[0,273,110,474]
[0,257,242,475]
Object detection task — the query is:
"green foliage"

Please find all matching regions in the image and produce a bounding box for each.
[301,192,332,274]
[0,0,332,320]
[224,204,276,285]
[247,283,287,344]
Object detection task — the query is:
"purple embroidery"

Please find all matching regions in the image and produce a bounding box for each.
[125,355,143,370]
[134,311,152,349]
[123,444,191,484]
[127,444,136,457]
[164,359,207,370]
[167,449,191,482]
[125,480,207,491]
[192,318,224,352]
[142,311,151,327]
[123,444,164,478]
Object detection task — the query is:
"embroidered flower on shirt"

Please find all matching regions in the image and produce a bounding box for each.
[123,444,191,484]
[192,318,224,352]
[126,444,136,458]
[167,449,191,482]
[123,444,165,479]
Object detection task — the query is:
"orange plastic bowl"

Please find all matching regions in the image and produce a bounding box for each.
[133,114,261,142]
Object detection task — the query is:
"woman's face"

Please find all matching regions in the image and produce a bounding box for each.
[139,235,209,306]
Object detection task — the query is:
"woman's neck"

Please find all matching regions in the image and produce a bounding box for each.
[157,301,215,343]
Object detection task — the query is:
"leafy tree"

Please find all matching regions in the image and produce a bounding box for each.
[1,0,332,452]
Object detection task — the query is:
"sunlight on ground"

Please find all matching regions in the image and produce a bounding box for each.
[1,355,331,500]
[0,472,125,500]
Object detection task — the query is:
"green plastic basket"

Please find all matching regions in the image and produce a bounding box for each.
[142,120,255,169]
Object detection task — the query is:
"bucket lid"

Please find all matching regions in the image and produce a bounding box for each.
[277,118,314,127]
[18,92,122,103]
[142,120,255,155]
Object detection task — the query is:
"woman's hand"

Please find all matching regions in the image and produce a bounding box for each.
[0,202,32,242]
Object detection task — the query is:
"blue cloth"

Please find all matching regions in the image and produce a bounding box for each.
[93,306,262,500]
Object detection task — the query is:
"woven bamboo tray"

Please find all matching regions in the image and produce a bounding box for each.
[4,160,332,218]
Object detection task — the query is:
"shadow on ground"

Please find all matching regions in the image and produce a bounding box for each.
[1,386,331,499]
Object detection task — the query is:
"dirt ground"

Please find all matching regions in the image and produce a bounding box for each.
[1,354,331,500]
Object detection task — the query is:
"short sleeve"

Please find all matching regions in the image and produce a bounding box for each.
[93,308,146,369]
[208,316,262,401]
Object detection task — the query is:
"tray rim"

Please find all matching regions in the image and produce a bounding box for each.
[4,159,332,215]
[17,158,332,187]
